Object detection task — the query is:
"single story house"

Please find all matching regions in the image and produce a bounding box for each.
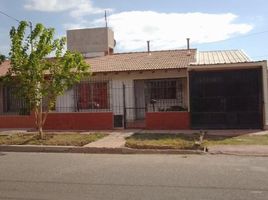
[0,27,267,130]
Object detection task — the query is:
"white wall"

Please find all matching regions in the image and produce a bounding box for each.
[56,88,75,112]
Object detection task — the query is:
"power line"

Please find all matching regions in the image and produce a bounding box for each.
[194,30,268,47]
[0,10,34,56]
[251,54,268,59]
[0,10,20,23]
[224,30,268,41]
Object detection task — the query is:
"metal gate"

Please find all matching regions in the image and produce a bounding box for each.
[123,83,146,129]
[189,68,263,129]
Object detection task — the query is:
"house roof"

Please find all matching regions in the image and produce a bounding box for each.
[0,49,196,76]
[86,49,196,73]
[0,49,262,77]
[0,60,10,77]
[190,50,251,66]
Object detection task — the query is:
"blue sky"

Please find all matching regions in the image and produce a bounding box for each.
[0,0,268,60]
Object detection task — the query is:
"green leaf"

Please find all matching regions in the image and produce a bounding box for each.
[5,21,90,130]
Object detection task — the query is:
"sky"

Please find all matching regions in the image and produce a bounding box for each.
[0,0,268,60]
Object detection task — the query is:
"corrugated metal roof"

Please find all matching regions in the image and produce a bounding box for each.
[190,50,251,65]
[87,49,196,73]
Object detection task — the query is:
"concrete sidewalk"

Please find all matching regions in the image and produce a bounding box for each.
[140,129,268,136]
[84,131,135,148]
[1,129,268,156]
[208,145,268,156]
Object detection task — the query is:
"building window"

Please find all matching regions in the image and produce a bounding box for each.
[149,80,176,99]
[76,81,109,110]
[146,79,182,100]
[2,86,30,115]
[144,78,185,112]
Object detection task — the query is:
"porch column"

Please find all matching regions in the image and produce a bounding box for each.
[187,71,190,112]
[262,61,268,129]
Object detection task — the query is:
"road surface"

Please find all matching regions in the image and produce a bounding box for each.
[0,152,268,200]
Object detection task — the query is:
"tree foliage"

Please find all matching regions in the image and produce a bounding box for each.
[6,21,90,138]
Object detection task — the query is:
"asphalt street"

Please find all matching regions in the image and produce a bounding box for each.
[0,152,268,200]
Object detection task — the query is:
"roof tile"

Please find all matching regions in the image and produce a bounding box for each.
[87,49,196,73]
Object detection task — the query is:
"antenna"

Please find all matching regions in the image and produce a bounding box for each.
[104,10,108,28]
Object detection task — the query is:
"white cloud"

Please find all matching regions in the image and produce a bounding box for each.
[91,11,253,51]
[63,23,85,30]
[24,0,78,12]
[24,1,253,52]
[24,0,112,19]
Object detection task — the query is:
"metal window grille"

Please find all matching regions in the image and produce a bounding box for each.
[144,78,186,112]
[0,77,187,116]
[0,86,30,115]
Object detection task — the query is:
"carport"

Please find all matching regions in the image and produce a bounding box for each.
[188,60,268,130]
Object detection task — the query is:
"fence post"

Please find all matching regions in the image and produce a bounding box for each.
[123,83,127,129]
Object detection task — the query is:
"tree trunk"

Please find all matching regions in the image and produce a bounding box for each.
[38,101,45,139]
[42,111,49,127]
[35,99,45,140]
[38,124,44,140]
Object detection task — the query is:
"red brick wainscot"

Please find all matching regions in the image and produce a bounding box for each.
[44,112,113,130]
[145,112,190,130]
[0,114,35,129]
[0,112,113,130]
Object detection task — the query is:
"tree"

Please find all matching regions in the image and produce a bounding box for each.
[0,54,5,64]
[6,21,90,139]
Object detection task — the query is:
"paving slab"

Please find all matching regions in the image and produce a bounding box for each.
[0,129,29,135]
[83,131,135,148]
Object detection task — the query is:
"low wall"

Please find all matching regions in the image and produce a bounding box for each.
[0,114,35,129]
[44,112,113,130]
[146,112,190,130]
[0,112,113,130]
[0,112,190,130]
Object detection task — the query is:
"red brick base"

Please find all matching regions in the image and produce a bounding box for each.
[146,112,190,130]
[44,112,113,130]
[0,115,35,129]
[0,112,190,130]
[0,112,113,130]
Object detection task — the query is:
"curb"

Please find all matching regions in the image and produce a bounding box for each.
[0,145,78,153]
[207,145,268,157]
[208,150,268,157]
[0,145,205,155]
[1,145,268,156]
[122,148,205,154]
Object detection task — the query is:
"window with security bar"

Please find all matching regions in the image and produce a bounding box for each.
[0,86,30,115]
[144,78,186,112]
[75,81,110,111]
